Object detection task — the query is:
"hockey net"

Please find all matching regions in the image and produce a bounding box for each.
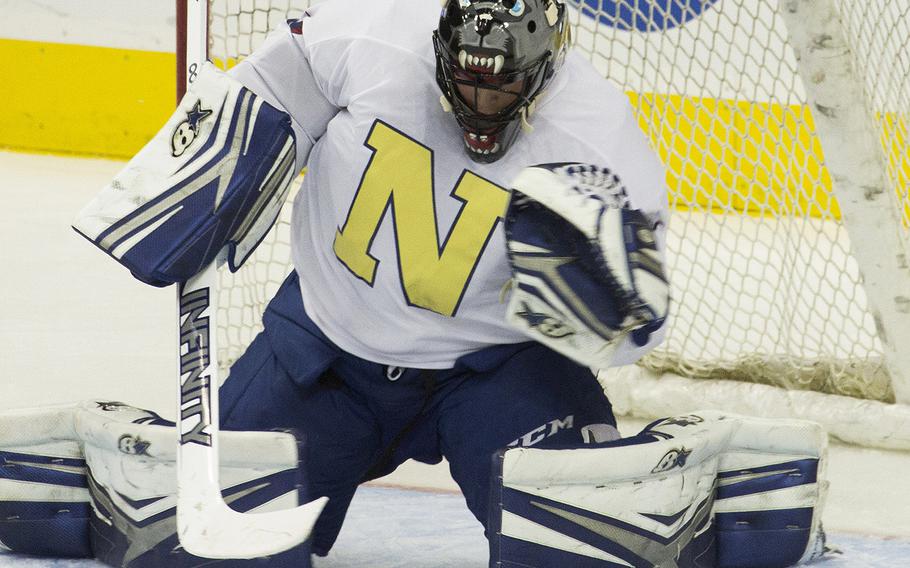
[195,0,910,449]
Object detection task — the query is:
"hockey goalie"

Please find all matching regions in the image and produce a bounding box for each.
[0,0,828,566]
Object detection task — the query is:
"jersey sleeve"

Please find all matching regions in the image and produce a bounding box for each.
[228,14,341,171]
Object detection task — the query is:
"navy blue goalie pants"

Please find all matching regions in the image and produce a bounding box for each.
[220,272,617,556]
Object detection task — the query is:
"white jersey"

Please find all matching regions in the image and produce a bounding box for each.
[230,0,668,368]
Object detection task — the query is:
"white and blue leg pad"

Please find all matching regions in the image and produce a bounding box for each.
[645,412,828,567]
[0,401,311,567]
[490,412,828,567]
[0,405,92,558]
[73,62,298,286]
[491,423,725,567]
[504,163,669,369]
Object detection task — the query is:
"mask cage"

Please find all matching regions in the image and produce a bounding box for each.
[433,31,552,133]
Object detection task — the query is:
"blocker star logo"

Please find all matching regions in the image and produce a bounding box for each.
[171,100,213,157]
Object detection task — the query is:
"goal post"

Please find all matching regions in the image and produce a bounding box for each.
[779,0,910,405]
[176,0,910,450]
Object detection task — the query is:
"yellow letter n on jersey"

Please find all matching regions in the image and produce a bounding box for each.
[333,120,509,317]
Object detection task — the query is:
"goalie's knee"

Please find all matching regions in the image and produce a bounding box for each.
[489,411,828,568]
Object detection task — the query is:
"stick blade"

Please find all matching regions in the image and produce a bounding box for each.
[177,495,329,559]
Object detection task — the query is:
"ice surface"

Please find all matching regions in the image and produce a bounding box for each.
[0,487,908,566]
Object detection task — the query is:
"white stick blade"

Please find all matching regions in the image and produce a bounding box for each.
[178,495,329,559]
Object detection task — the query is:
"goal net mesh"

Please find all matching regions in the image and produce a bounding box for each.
[205,0,909,405]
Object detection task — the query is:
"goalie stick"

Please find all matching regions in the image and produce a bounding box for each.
[173,0,326,558]
[176,258,327,559]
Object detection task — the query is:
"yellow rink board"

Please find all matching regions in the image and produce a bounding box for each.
[2,39,908,222]
[629,93,909,222]
[631,92,837,218]
[0,39,174,158]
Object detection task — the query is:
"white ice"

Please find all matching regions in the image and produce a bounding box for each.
[2,485,910,566]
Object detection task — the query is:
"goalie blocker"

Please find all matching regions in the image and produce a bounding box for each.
[491,411,828,568]
[72,63,305,286]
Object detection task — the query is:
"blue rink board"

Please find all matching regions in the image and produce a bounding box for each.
[1,486,907,567]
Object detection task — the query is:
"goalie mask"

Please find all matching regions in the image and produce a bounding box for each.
[433,0,569,163]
